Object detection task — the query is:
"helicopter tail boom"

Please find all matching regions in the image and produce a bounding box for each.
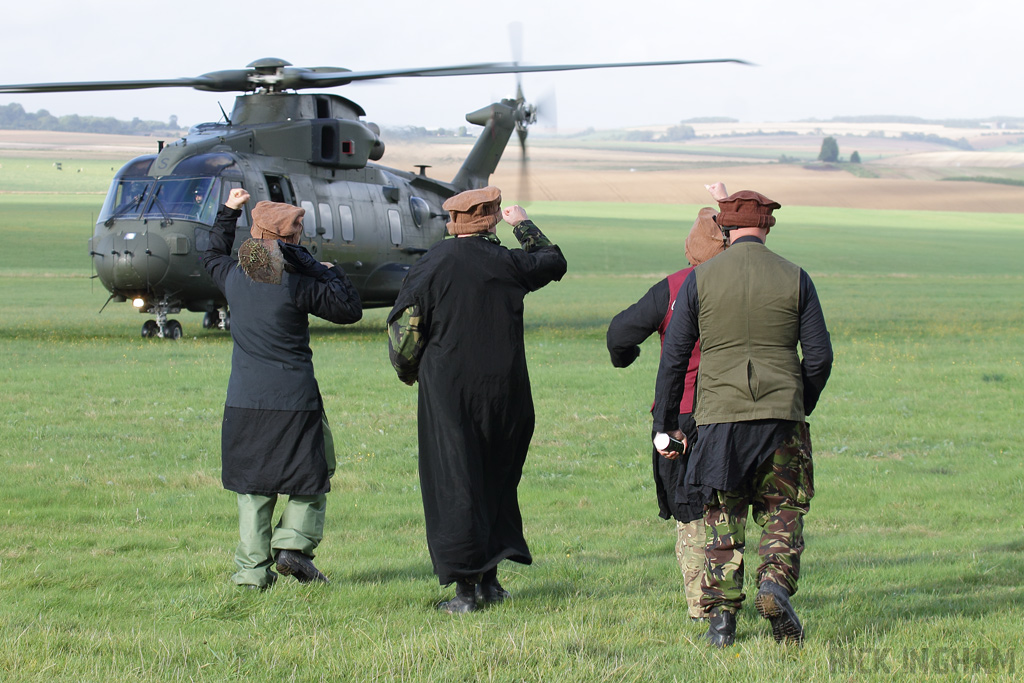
[451,100,520,191]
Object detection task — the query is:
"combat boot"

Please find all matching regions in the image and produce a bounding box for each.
[275,550,329,584]
[437,579,478,614]
[754,581,804,644]
[476,568,511,605]
[705,608,736,647]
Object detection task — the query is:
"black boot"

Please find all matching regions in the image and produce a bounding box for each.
[437,580,478,614]
[476,568,511,605]
[705,608,736,648]
[275,550,329,584]
[754,581,804,644]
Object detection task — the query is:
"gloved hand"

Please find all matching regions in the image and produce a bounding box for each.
[278,241,323,275]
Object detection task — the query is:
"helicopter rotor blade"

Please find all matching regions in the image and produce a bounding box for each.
[0,77,214,94]
[321,58,752,83]
[509,22,525,103]
[0,58,749,95]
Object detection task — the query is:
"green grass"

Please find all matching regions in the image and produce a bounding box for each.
[1,187,1023,681]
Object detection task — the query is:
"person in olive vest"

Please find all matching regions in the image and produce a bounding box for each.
[605,185,729,623]
[651,189,832,647]
[203,188,363,590]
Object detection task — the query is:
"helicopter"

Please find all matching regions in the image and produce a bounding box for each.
[0,54,748,338]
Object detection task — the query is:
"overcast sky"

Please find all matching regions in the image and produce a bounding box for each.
[1,0,1020,132]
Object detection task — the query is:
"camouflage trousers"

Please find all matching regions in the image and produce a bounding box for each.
[700,422,814,614]
[675,519,707,619]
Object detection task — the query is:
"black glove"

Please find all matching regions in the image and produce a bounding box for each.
[278,241,323,276]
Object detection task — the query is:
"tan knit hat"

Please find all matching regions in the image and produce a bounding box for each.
[685,207,727,266]
[442,186,502,235]
[250,201,305,241]
[714,190,781,230]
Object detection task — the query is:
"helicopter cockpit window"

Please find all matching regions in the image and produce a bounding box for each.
[410,196,430,228]
[143,177,220,225]
[170,153,237,176]
[99,179,153,223]
[300,201,317,238]
[318,203,334,240]
[97,155,158,224]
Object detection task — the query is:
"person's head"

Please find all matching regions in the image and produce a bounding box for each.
[713,190,781,244]
[442,186,502,236]
[685,207,727,266]
[250,201,304,244]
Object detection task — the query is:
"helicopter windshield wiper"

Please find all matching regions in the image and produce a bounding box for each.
[103,193,145,227]
[148,194,174,227]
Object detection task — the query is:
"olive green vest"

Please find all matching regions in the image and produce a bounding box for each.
[693,241,804,425]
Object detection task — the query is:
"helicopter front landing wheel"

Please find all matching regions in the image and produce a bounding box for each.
[164,320,183,340]
[141,320,159,338]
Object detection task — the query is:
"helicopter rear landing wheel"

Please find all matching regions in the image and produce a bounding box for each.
[141,320,159,338]
[165,320,183,340]
[202,311,217,329]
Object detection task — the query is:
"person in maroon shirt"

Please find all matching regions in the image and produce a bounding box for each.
[607,183,729,623]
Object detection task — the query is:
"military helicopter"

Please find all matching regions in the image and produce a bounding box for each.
[0,54,748,338]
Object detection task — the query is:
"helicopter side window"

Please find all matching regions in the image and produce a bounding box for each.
[300,201,317,238]
[388,209,402,246]
[264,174,293,204]
[338,205,354,242]
[222,181,250,229]
[410,196,431,229]
[318,203,334,240]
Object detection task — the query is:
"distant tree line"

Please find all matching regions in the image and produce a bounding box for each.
[614,121,696,142]
[0,103,183,135]
[820,115,1024,129]
[381,125,472,140]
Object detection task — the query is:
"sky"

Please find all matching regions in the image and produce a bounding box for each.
[1,0,1020,132]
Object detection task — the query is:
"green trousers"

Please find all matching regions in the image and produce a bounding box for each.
[231,412,336,588]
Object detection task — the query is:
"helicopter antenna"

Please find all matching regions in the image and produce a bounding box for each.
[218,101,232,125]
[97,293,115,314]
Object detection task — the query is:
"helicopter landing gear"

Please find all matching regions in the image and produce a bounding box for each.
[141,299,184,339]
[202,308,230,331]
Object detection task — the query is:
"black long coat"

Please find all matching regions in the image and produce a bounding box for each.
[389,230,566,585]
[203,206,362,495]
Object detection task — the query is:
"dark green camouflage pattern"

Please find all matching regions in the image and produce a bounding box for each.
[513,220,553,252]
[387,305,424,386]
[700,422,814,613]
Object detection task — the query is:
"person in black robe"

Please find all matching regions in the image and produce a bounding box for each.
[387,186,567,613]
[203,188,362,590]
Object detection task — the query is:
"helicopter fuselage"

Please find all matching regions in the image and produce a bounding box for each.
[89,91,518,336]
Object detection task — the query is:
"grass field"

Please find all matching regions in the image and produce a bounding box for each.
[1,179,1023,679]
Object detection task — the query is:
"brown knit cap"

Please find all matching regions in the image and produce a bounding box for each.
[685,207,727,266]
[714,190,781,229]
[250,201,305,240]
[442,186,502,235]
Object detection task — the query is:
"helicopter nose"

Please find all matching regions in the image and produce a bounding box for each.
[93,229,171,291]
